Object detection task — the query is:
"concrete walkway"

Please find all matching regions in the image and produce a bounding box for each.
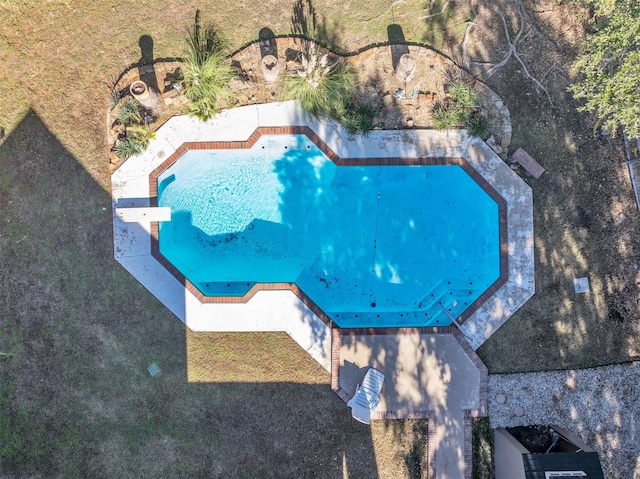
[337,330,488,479]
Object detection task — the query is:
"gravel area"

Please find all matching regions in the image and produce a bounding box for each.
[489,363,640,479]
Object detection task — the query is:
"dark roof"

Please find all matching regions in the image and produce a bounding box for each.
[523,452,604,479]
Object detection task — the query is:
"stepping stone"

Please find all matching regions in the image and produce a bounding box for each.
[574,277,590,294]
[496,393,506,404]
[514,406,524,417]
[512,147,545,178]
[148,363,161,376]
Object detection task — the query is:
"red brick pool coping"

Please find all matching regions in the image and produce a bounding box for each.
[148,125,508,331]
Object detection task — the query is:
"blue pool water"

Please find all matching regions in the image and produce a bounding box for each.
[157,135,500,327]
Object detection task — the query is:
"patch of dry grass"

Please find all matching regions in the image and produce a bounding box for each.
[185,331,329,383]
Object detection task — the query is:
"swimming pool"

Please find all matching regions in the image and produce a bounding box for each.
[156,134,500,327]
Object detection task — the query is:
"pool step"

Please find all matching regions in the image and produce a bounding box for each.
[195,281,255,296]
[414,279,482,324]
[415,279,477,309]
[333,280,482,327]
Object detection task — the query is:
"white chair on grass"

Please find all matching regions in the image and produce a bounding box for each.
[347,367,385,424]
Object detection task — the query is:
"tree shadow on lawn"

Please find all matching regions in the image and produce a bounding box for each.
[0,110,384,478]
[420,0,470,55]
[415,0,640,372]
[474,51,640,372]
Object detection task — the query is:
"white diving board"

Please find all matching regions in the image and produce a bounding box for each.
[115,207,171,223]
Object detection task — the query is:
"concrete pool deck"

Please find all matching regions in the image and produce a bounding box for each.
[112,100,534,479]
[112,100,534,358]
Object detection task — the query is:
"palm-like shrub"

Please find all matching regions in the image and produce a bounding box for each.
[433,81,488,137]
[467,113,489,138]
[183,53,235,120]
[128,125,156,150]
[112,101,156,159]
[332,98,377,136]
[280,42,357,117]
[447,82,478,113]
[181,10,235,121]
[113,137,143,159]
[112,125,155,160]
[432,107,459,130]
[117,98,142,126]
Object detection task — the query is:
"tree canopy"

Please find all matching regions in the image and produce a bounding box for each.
[569,0,640,136]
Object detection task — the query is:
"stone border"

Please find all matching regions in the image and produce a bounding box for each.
[230,37,513,155]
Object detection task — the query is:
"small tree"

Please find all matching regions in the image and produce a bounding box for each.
[568,0,640,136]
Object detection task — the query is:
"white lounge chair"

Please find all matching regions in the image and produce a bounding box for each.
[347,367,385,424]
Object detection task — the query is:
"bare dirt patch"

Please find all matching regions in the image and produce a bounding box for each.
[461,0,640,372]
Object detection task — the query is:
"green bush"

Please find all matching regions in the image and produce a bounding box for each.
[116,98,142,126]
[113,137,143,159]
[128,125,156,149]
[332,98,378,136]
[432,104,462,130]
[183,53,236,120]
[280,49,357,118]
[467,113,489,138]
[448,81,478,112]
[433,81,488,137]
[181,10,235,120]
[113,99,156,159]
[568,0,640,137]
